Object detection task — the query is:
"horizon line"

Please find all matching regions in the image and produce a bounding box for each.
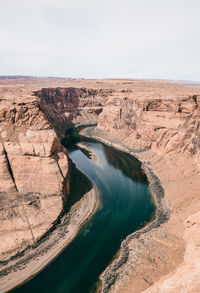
[0,75,200,84]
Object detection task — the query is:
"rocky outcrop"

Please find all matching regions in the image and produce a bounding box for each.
[0,97,70,261]
[3,130,68,194]
[0,99,69,195]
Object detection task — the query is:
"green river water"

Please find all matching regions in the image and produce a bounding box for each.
[13,128,155,293]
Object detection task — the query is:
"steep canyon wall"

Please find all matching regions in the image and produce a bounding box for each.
[95,88,200,293]
[36,87,112,138]
[0,97,70,261]
[97,93,200,157]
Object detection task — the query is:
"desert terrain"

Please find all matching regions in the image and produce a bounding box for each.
[0,77,200,292]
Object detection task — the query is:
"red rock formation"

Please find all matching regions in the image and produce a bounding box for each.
[36,87,112,138]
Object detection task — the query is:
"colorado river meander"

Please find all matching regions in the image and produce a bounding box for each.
[13,127,155,293]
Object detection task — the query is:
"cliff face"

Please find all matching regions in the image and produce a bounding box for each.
[36,87,112,138]
[0,99,69,195]
[0,97,70,261]
[97,93,200,156]
[96,88,200,293]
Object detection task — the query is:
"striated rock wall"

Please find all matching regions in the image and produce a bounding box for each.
[36,87,112,138]
[0,97,70,261]
[97,93,200,156]
[0,99,69,195]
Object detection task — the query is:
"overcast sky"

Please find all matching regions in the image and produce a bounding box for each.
[0,0,200,80]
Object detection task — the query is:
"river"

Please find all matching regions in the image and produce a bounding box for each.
[13,127,155,293]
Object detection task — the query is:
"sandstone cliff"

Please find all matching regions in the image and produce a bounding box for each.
[97,92,200,156]
[94,85,200,293]
[0,96,70,261]
[36,87,112,138]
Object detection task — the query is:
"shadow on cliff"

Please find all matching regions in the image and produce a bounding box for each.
[64,158,92,214]
[35,87,103,140]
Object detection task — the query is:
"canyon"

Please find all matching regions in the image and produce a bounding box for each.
[0,77,200,292]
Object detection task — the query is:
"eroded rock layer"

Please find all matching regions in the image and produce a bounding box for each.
[98,93,200,156]
[36,87,112,138]
[0,96,70,261]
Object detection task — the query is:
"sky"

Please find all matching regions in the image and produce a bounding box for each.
[0,0,200,80]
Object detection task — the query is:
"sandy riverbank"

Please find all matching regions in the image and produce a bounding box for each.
[82,126,200,293]
[0,186,100,293]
